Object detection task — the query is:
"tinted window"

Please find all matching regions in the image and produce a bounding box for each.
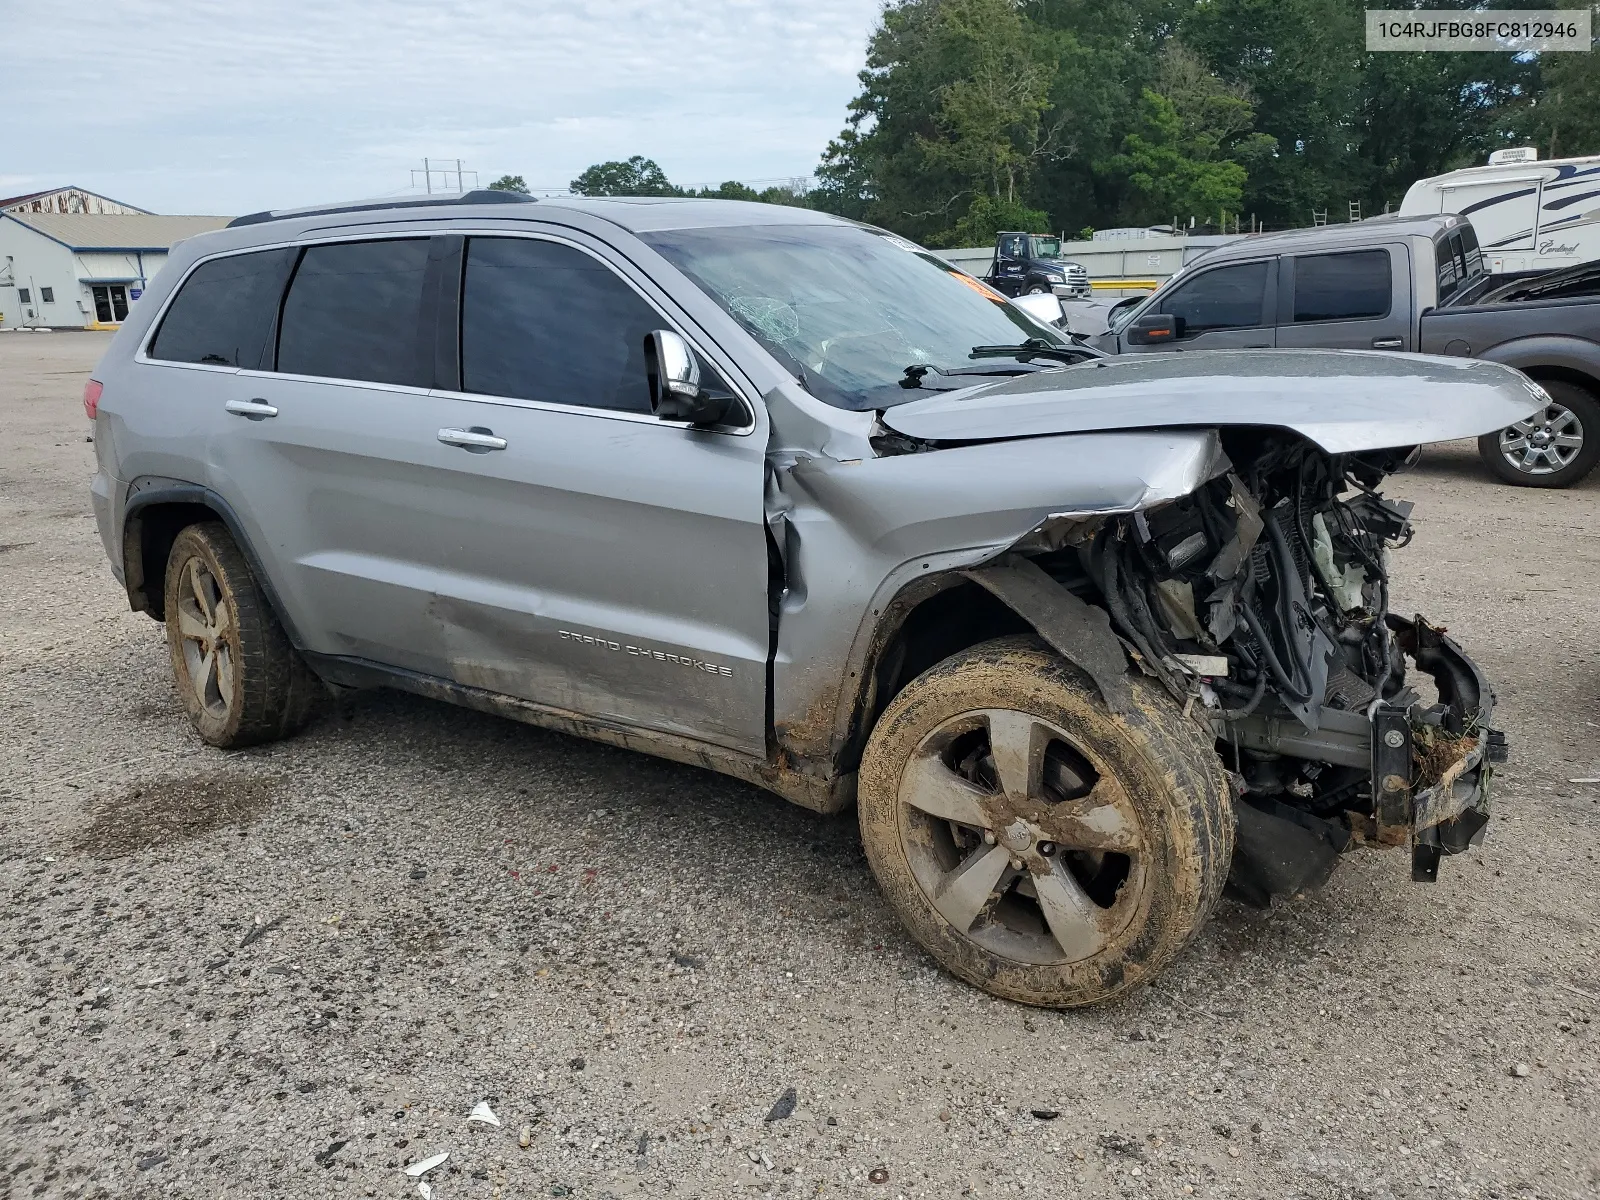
[1292,250,1391,322]
[277,239,429,385]
[1436,235,1461,300]
[461,237,672,413]
[149,248,295,368]
[1162,261,1269,331]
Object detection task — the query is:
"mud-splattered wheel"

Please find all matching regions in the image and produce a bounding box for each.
[163,522,317,748]
[858,636,1233,1008]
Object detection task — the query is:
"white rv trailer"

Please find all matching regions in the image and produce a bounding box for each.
[1400,148,1600,274]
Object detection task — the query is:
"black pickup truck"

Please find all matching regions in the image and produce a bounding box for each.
[1088,213,1600,488]
[983,232,1092,300]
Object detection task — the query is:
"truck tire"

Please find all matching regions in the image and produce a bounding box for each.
[857,636,1233,1008]
[163,522,318,748]
[1478,379,1600,488]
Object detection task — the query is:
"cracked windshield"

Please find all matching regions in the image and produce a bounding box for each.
[643,224,1071,411]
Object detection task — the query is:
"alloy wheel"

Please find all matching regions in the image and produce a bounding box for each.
[1500,401,1585,476]
[895,708,1147,965]
[174,556,236,720]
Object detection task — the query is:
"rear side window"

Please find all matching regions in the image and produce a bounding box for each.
[1161,261,1269,331]
[149,248,295,368]
[1436,232,1471,301]
[1292,250,1391,322]
[460,237,666,413]
[277,239,430,386]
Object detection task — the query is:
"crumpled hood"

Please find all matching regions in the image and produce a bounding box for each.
[880,348,1546,453]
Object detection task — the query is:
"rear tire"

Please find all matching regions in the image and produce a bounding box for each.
[857,636,1233,1008]
[1477,379,1600,488]
[163,522,317,748]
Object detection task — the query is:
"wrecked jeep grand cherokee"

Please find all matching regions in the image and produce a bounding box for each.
[88,196,1540,1007]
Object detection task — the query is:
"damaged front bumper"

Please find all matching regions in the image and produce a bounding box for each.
[1217,615,1506,896]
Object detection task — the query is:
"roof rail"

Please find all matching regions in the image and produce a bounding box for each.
[227,189,536,229]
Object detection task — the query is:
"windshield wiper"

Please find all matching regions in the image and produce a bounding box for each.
[968,338,1085,364]
[900,361,1049,389]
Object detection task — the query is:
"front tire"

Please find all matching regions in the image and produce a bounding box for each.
[163,522,317,748]
[857,637,1232,1008]
[1478,379,1599,488]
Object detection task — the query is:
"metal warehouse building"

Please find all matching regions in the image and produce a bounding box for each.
[0,187,229,330]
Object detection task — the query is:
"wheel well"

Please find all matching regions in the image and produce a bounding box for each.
[1519,365,1599,399]
[123,501,220,619]
[837,578,1033,775]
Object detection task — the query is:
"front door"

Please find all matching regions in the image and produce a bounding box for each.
[991,234,1028,296]
[416,232,771,754]
[1119,258,1277,354]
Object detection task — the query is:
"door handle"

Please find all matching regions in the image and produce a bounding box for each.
[1371,336,1404,349]
[224,398,279,420]
[437,426,507,452]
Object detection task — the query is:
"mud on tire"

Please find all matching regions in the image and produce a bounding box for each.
[163,521,318,748]
[857,635,1233,1008]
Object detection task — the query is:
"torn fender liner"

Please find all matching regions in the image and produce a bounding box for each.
[1226,797,1352,909]
[962,555,1133,713]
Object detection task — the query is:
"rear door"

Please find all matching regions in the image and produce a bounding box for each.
[1119,258,1277,353]
[209,234,461,677]
[1274,245,1413,351]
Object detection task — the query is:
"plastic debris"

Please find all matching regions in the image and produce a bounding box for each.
[765,1087,797,1122]
[1569,777,1600,784]
[518,1126,532,1149]
[468,1101,501,1127]
[418,1185,433,1200]
[404,1150,449,1177]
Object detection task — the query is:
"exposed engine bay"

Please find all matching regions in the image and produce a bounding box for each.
[1019,431,1506,904]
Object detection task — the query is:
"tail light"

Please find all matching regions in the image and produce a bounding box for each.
[83,379,103,420]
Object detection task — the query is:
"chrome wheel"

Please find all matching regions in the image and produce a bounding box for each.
[1500,402,1585,476]
[174,556,236,720]
[895,708,1146,966]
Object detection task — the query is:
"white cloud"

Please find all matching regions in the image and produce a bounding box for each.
[1,0,882,213]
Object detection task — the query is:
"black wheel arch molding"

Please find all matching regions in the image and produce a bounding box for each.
[120,476,306,649]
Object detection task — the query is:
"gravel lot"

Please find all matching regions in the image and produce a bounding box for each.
[2,331,1597,1200]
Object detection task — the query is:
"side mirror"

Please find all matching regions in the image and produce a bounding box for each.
[645,330,735,426]
[1126,313,1186,345]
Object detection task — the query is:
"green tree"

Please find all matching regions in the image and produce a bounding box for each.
[1097,45,1275,226]
[695,180,762,201]
[815,0,1066,244]
[486,174,529,193]
[1520,34,1600,159]
[569,156,682,196]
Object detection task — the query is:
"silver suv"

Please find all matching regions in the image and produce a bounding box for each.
[88,193,1537,1007]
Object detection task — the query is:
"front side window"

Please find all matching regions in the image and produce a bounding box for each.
[460,237,683,413]
[149,248,296,368]
[999,234,1026,259]
[1160,261,1270,332]
[1292,250,1391,322]
[277,239,429,386]
[642,224,1069,411]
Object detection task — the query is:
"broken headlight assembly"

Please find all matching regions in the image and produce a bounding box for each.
[1079,434,1506,905]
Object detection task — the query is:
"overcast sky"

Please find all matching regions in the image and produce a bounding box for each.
[0,0,882,215]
